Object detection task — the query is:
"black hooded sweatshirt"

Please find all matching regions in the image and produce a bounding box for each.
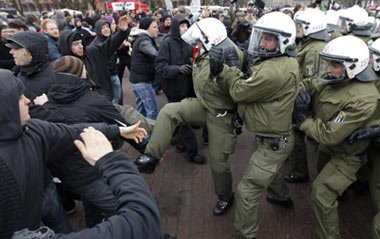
[54,150,162,239]
[0,69,120,239]
[29,72,146,188]
[8,31,53,100]
[91,20,118,75]
[58,28,130,101]
[154,14,195,101]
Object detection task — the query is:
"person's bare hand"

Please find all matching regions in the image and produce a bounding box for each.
[74,127,113,166]
[119,121,147,143]
[33,93,49,105]
[118,15,129,31]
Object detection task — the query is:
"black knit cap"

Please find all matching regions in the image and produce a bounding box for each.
[139,17,155,30]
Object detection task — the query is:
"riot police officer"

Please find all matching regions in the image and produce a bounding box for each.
[294,35,380,239]
[135,17,244,215]
[211,12,300,239]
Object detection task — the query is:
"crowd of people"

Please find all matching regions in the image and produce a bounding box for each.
[2,0,380,239]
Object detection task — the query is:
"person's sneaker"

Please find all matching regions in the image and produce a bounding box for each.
[134,154,159,174]
[213,193,234,215]
[63,199,77,215]
[284,172,310,183]
[189,154,207,164]
[266,193,294,209]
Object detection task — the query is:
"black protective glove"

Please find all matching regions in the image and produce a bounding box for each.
[208,46,224,77]
[294,89,311,112]
[292,111,307,127]
[223,46,240,68]
[179,64,192,75]
[348,127,380,145]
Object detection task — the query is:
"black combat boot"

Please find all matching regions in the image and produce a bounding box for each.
[134,154,159,174]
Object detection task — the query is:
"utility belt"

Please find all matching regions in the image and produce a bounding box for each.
[214,109,244,136]
[255,135,289,151]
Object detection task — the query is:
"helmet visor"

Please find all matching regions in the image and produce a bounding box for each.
[248,27,281,57]
[317,55,347,84]
[181,24,200,47]
[369,47,380,71]
[338,17,351,33]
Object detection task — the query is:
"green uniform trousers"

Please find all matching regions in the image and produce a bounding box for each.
[114,103,155,134]
[312,149,364,239]
[145,98,237,199]
[287,127,309,178]
[235,133,294,239]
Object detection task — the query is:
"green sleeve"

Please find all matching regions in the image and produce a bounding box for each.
[228,63,286,103]
[300,98,378,146]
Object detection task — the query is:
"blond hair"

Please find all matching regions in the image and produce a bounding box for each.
[41,19,58,31]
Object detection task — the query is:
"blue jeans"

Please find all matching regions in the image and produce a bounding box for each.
[41,181,75,233]
[151,80,161,93]
[110,74,121,104]
[132,82,159,120]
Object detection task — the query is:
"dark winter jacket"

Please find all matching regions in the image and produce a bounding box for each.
[44,34,61,62]
[130,31,158,84]
[58,28,130,101]
[54,150,161,239]
[0,40,14,69]
[91,20,118,75]
[8,31,53,100]
[0,69,120,239]
[29,72,146,188]
[154,14,194,101]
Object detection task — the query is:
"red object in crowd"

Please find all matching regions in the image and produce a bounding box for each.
[107,0,148,13]
[192,46,199,63]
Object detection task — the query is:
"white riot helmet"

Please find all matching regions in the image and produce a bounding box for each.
[294,8,329,41]
[369,38,380,71]
[248,11,296,57]
[325,10,341,32]
[317,36,377,84]
[338,5,372,36]
[181,17,234,51]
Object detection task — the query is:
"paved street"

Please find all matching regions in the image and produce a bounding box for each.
[69,70,375,239]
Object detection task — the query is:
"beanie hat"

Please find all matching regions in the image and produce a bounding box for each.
[139,17,155,30]
[102,15,113,25]
[53,56,84,78]
[162,14,171,23]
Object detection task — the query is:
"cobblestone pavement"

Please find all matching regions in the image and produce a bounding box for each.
[69,70,375,239]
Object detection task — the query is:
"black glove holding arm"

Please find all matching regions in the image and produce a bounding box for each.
[348,127,380,145]
[292,89,311,126]
[179,64,193,75]
[209,46,224,77]
[223,46,240,68]
[294,89,311,111]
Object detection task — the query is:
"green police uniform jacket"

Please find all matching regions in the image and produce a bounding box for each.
[192,51,242,114]
[297,39,327,80]
[300,77,380,156]
[221,55,300,137]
